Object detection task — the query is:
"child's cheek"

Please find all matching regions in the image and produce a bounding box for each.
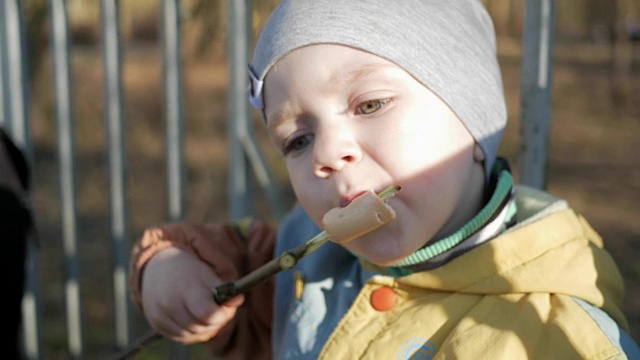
[288,176,327,227]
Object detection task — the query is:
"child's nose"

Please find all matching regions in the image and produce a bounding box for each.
[312,128,362,177]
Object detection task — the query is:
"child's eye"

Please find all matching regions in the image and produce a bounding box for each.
[357,98,391,115]
[283,134,313,155]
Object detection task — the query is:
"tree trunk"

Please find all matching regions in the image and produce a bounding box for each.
[610,0,633,114]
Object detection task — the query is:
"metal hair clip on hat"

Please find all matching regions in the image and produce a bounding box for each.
[248,65,265,110]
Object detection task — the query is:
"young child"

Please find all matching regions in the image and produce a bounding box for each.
[129,0,639,358]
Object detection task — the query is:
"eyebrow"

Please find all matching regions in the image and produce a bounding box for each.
[266,62,397,128]
[266,103,294,133]
[343,63,397,86]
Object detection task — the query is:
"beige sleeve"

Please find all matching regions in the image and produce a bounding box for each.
[129,219,276,359]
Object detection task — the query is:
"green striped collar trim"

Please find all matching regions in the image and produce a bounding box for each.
[361,161,515,276]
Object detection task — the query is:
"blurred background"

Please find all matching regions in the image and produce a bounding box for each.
[9,0,639,358]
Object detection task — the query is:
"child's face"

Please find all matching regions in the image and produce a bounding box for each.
[264,44,484,266]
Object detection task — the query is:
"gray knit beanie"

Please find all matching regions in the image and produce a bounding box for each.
[248,0,506,175]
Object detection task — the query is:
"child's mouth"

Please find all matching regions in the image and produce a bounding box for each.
[339,190,368,208]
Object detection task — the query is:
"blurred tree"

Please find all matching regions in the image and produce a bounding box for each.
[25,1,49,88]
[481,0,522,38]
[609,0,636,113]
[585,0,617,43]
[188,0,225,59]
[507,0,521,39]
[186,0,280,60]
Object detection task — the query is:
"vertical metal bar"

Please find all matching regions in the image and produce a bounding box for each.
[101,0,132,350]
[227,0,285,221]
[518,0,556,189]
[3,0,31,136]
[0,1,7,130]
[163,0,185,222]
[162,0,187,357]
[22,240,43,360]
[239,132,286,219]
[3,1,44,359]
[49,0,84,358]
[227,0,252,220]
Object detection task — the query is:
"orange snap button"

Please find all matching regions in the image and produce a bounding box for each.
[370,286,396,311]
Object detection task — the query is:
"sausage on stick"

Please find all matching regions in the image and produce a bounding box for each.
[323,188,397,244]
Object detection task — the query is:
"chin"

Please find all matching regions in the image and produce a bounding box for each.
[346,233,414,267]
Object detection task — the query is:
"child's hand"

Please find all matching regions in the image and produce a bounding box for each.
[140,247,245,344]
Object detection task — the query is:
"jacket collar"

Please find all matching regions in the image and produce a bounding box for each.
[363,158,516,276]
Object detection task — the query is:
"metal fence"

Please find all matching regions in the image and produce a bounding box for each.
[0,0,554,358]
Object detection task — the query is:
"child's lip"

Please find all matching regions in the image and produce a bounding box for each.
[339,190,368,208]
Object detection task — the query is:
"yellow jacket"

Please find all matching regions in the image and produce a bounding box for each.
[319,205,628,359]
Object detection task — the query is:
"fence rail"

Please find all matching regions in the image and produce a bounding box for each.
[0,0,554,358]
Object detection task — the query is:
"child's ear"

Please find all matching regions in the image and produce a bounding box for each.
[473,143,485,162]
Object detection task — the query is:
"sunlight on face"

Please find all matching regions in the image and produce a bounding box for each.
[264,44,485,266]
